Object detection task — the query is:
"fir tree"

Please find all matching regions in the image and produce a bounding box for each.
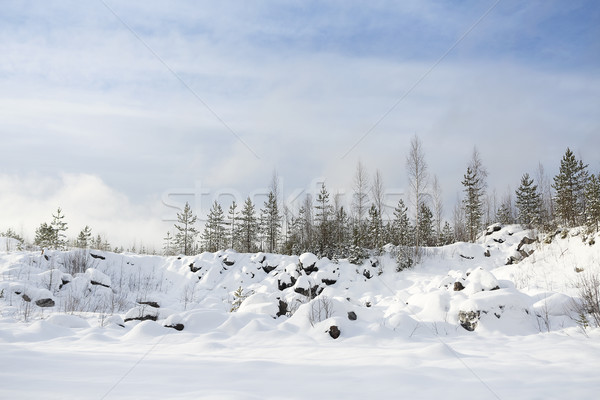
[418,202,434,246]
[174,202,198,256]
[515,173,542,227]
[202,201,226,252]
[553,148,589,226]
[51,207,68,250]
[367,203,383,251]
[34,222,55,249]
[441,221,454,245]
[496,199,514,225]
[227,201,239,250]
[261,191,281,253]
[315,183,332,255]
[163,231,176,256]
[462,166,485,242]
[239,197,258,253]
[585,174,600,233]
[393,199,412,246]
[76,225,92,248]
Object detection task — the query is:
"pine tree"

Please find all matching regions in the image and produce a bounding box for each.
[441,221,454,245]
[227,201,239,250]
[77,225,92,248]
[202,201,226,252]
[585,174,600,233]
[163,231,176,256]
[174,202,198,256]
[496,197,514,225]
[418,202,434,246]
[239,197,258,253]
[332,205,350,257]
[367,203,383,251]
[34,222,55,249]
[315,183,333,255]
[553,148,589,227]
[51,207,68,250]
[462,166,484,242]
[261,191,281,253]
[393,199,412,246]
[515,173,542,227]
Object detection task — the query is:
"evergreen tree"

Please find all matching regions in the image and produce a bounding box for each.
[202,201,226,252]
[515,173,542,227]
[76,225,92,248]
[174,202,198,256]
[315,183,333,255]
[163,231,176,256]
[227,201,239,250]
[367,203,383,251]
[261,191,281,253]
[51,207,68,250]
[462,166,485,242]
[553,148,589,226]
[34,222,55,249]
[239,197,258,253]
[393,199,412,246]
[418,202,434,246]
[496,198,514,225]
[332,205,350,257]
[441,221,454,245]
[585,174,600,233]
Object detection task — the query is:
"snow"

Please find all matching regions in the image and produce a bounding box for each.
[1,226,600,398]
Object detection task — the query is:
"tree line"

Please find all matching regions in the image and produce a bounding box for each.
[162,141,600,266]
[2,142,598,261]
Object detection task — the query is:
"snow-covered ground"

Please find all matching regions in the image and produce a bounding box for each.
[1,226,599,399]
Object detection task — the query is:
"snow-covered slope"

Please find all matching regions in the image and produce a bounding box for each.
[1,225,599,399]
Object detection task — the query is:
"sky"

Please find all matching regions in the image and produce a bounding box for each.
[0,0,599,249]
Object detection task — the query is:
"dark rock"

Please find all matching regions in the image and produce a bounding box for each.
[35,298,55,308]
[493,238,505,244]
[124,314,158,323]
[490,286,500,291]
[21,294,31,302]
[90,280,110,288]
[347,311,357,321]
[322,279,337,286]
[370,259,379,268]
[365,301,372,308]
[90,253,105,260]
[460,254,474,260]
[363,269,372,279]
[277,276,296,291]
[164,323,184,331]
[189,263,201,273]
[44,255,50,261]
[223,257,235,266]
[302,264,319,275]
[138,301,160,308]
[458,310,480,331]
[256,255,266,264]
[485,224,502,235]
[276,300,288,317]
[328,325,341,339]
[453,281,465,291]
[484,249,491,257]
[517,236,536,251]
[262,265,276,274]
[177,256,182,260]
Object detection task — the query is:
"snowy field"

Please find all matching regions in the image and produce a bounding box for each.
[1,225,600,399]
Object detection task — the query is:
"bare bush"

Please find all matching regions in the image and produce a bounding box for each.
[63,249,97,275]
[571,273,600,329]
[308,295,334,327]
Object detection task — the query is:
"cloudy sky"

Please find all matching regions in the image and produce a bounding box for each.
[1,0,598,249]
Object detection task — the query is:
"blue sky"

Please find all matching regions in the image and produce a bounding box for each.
[0,0,598,248]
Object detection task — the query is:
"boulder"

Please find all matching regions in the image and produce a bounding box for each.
[276,300,288,317]
[90,253,105,260]
[222,257,235,266]
[189,263,201,273]
[328,325,341,339]
[164,323,184,331]
[453,281,465,291]
[35,298,55,308]
[299,253,319,275]
[458,310,480,331]
[137,301,160,308]
[347,311,357,321]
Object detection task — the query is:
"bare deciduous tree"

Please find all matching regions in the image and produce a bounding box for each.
[406,135,429,253]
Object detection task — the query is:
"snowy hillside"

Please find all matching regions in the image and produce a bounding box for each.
[1,225,600,399]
